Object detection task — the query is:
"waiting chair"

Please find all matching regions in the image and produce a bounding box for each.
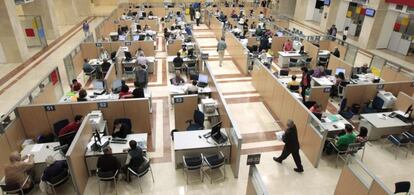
[124,67,135,77]
[97,169,118,195]
[403,131,414,154]
[338,98,354,120]
[46,169,70,195]
[186,110,205,131]
[386,134,410,159]
[0,176,30,195]
[288,58,299,67]
[202,152,226,183]
[183,155,203,184]
[329,142,362,167]
[394,181,411,194]
[127,157,154,193]
[53,119,69,137]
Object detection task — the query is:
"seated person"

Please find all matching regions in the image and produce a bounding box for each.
[101,59,111,73]
[231,10,238,18]
[148,11,154,16]
[144,34,153,41]
[309,103,322,114]
[4,152,34,193]
[112,120,131,139]
[325,124,356,154]
[40,156,67,193]
[118,85,131,99]
[136,48,145,57]
[77,89,88,102]
[312,66,326,78]
[330,72,346,97]
[59,115,83,136]
[97,146,121,174]
[184,80,199,94]
[250,22,256,29]
[179,47,188,57]
[171,71,185,85]
[360,63,371,74]
[136,53,148,66]
[173,52,184,70]
[122,82,145,99]
[99,48,109,60]
[185,25,192,36]
[283,39,293,52]
[123,140,145,180]
[356,126,368,143]
[287,75,300,92]
[332,47,340,58]
[70,79,82,92]
[83,59,95,73]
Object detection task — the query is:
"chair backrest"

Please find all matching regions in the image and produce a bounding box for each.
[346,143,362,154]
[48,169,69,184]
[325,69,333,75]
[97,169,117,179]
[0,182,21,193]
[372,96,384,110]
[305,58,312,62]
[280,69,289,76]
[339,98,347,112]
[289,58,298,63]
[194,110,205,126]
[53,119,69,136]
[289,85,300,91]
[114,118,132,134]
[183,155,202,169]
[395,181,411,194]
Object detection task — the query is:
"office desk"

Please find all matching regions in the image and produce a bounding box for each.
[360,111,413,140]
[174,129,231,168]
[122,57,156,74]
[312,77,334,86]
[350,73,383,84]
[85,133,147,175]
[277,77,303,101]
[198,104,220,124]
[167,56,196,73]
[21,142,65,182]
[170,85,212,97]
[277,51,302,68]
[320,114,352,133]
[89,59,113,67]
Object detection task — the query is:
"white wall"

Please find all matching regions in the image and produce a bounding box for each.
[305,0,316,20]
[335,0,349,31]
[376,10,399,49]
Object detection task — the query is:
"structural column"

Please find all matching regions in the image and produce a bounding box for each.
[72,0,92,17]
[52,0,80,26]
[358,1,389,49]
[319,0,341,33]
[0,0,29,63]
[21,0,60,40]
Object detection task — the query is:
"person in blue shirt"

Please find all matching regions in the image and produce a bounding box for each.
[185,25,192,36]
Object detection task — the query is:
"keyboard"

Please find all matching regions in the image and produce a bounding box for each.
[111,140,127,144]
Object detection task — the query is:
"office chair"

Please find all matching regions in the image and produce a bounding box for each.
[123,67,135,77]
[53,119,69,137]
[338,98,354,120]
[84,68,96,79]
[324,69,333,76]
[202,152,226,184]
[301,57,312,67]
[288,58,299,67]
[0,176,30,195]
[362,96,384,113]
[289,85,300,92]
[46,169,70,195]
[304,101,316,109]
[97,169,119,195]
[186,110,205,130]
[183,155,203,184]
[318,57,329,66]
[279,69,289,76]
[113,118,132,135]
[328,142,362,168]
[386,134,410,159]
[127,157,154,193]
[394,181,411,194]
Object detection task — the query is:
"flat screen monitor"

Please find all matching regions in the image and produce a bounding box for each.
[58,131,77,147]
[211,122,222,137]
[198,74,208,83]
[93,79,105,90]
[335,68,346,75]
[365,8,376,17]
[133,35,140,41]
[119,35,126,41]
[112,79,122,90]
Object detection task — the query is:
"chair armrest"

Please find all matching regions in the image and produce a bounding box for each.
[21,176,30,188]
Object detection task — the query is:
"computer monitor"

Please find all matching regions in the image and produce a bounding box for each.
[93,79,105,90]
[121,26,129,33]
[119,35,126,41]
[335,68,346,75]
[190,73,199,81]
[133,35,140,41]
[211,122,222,138]
[58,131,77,147]
[198,74,208,84]
[112,79,122,91]
[124,51,132,61]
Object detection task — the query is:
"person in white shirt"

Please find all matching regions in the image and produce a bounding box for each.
[136,52,148,66]
[121,13,127,20]
[259,11,264,20]
[195,10,201,26]
[144,34,153,41]
[176,33,185,40]
[99,48,109,60]
[184,80,199,94]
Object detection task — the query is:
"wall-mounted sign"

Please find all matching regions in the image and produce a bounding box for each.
[95,43,102,47]
[174,97,184,104]
[97,102,108,108]
[365,8,376,17]
[44,105,56,112]
[125,42,132,46]
[247,154,261,165]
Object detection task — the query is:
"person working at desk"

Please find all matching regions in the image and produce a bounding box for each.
[173,52,184,71]
[83,59,95,74]
[101,59,111,74]
[171,71,186,86]
[121,82,145,99]
[184,80,199,94]
[77,89,88,102]
[124,140,145,182]
[312,66,326,78]
[273,120,304,173]
[310,104,323,119]
[112,120,131,139]
[4,152,35,193]
[136,48,145,57]
[97,146,121,175]
[287,75,300,92]
[283,39,293,52]
[325,124,356,154]
[332,47,340,58]
[119,85,132,99]
[356,127,368,143]
[330,72,346,98]
[59,115,83,136]
[70,79,82,92]
[40,156,68,194]
[360,63,371,74]
[99,48,109,60]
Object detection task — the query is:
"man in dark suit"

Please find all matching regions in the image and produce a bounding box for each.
[273,120,304,173]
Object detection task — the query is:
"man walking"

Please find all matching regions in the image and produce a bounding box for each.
[82,20,90,37]
[195,9,201,26]
[217,37,227,67]
[273,120,304,173]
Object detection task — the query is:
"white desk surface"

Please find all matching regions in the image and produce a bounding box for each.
[21,142,65,164]
[278,51,302,57]
[170,85,212,95]
[60,89,151,102]
[174,129,230,151]
[320,114,352,132]
[198,104,219,117]
[89,59,113,66]
[318,50,331,56]
[167,56,193,62]
[85,133,147,157]
[312,77,334,86]
[361,111,412,129]
[350,73,383,84]
[109,32,118,36]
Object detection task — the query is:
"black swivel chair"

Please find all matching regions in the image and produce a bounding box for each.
[338,98,354,120]
[289,85,300,92]
[0,176,31,195]
[46,169,70,195]
[186,110,205,131]
[362,96,384,113]
[279,69,289,76]
[113,118,132,135]
[324,69,333,76]
[394,181,411,194]
[53,119,69,137]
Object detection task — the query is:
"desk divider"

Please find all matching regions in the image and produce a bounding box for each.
[303,40,319,69]
[66,114,94,195]
[104,63,117,92]
[328,55,353,78]
[394,92,414,115]
[173,95,198,130]
[251,60,325,167]
[31,81,63,105]
[381,65,414,82]
[209,14,223,40]
[225,32,249,75]
[0,134,13,178]
[309,87,331,111]
[167,40,182,56]
[271,37,287,58]
[16,98,151,138]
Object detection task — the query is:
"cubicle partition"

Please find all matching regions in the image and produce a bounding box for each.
[303,40,319,69]
[245,165,270,195]
[334,158,392,195]
[16,98,151,139]
[103,63,117,92]
[167,39,183,56]
[251,59,328,167]
[319,39,347,60]
[66,114,94,195]
[328,55,354,78]
[394,92,414,116]
[225,32,249,75]
[271,36,287,58]
[173,95,199,130]
[308,86,331,111]
[208,13,223,40]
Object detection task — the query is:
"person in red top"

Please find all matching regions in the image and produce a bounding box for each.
[283,39,293,51]
[59,115,83,136]
[300,67,310,102]
[70,79,82,92]
[118,85,131,99]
